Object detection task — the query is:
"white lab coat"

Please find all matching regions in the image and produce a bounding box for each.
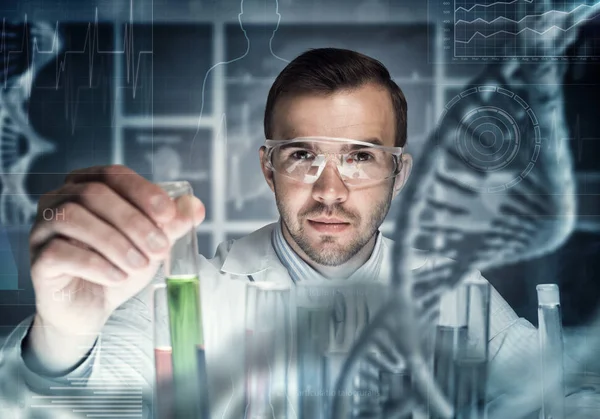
[0,222,542,419]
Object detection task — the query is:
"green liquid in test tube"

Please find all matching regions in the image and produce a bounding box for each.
[158,181,208,419]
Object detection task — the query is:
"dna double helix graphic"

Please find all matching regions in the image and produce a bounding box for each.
[333,2,600,418]
[0,21,61,227]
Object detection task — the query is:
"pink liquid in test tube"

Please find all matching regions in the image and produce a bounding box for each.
[155,347,174,419]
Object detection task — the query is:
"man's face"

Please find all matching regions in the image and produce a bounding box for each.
[260,83,411,266]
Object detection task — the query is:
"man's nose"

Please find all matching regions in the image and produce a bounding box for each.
[311,161,349,205]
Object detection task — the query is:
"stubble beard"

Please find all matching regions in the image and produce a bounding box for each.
[275,183,394,267]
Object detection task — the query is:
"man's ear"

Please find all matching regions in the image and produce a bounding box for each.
[392,153,413,199]
[259,146,276,193]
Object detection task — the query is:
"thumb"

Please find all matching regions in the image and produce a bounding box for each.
[162,195,205,244]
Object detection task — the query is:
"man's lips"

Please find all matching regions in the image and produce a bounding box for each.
[309,217,349,224]
[307,218,351,233]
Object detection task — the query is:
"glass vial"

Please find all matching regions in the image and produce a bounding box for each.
[433,284,468,418]
[537,284,565,419]
[379,365,412,419]
[245,282,290,419]
[158,181,206,418]
[454,276,490,419]
[153,283,173,419]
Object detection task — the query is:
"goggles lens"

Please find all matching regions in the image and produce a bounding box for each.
[265,138,402,186]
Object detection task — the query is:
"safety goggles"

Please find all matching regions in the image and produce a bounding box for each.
[263,137,403,187]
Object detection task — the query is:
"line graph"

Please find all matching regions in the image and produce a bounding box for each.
[455,0,533,13]
[456,1,600,56]
[429,0,600,60]
[457,4,597,28]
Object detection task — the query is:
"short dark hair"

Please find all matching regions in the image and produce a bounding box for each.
[264,48,408,147]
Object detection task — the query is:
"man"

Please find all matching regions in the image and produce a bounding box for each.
[1,48,540,418]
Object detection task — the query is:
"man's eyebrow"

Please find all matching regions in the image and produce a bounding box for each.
[279,141,313,150]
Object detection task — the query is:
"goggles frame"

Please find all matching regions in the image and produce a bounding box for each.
[262,136,404,186]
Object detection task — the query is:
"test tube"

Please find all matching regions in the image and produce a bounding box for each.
[537,284,565,419]
[432,284,468,418]
[153,283,174,419]
[350,354,383,419]
[296,283,340,418]
[158,181,208,419]
[245,282,290,419]
[379,366,412,419]
[453,277,490,419]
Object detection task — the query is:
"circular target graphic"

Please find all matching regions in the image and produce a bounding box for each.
[438,86,541,192]
[456,106,520,172]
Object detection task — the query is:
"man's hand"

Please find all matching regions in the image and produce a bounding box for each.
[25,165,205,374]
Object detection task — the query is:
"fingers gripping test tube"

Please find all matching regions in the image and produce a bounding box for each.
[157,181,209,419]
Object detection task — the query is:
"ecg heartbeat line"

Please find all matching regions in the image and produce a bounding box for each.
[0,17,60,95]
[55,8,152,98]
[0,0,152,98]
